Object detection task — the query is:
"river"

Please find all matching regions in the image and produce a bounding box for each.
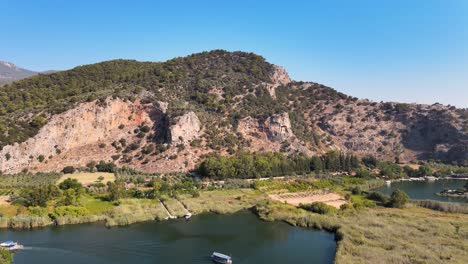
[0,211,336,264]
[376,179,468,202]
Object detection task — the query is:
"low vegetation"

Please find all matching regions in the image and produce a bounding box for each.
[0,155,466,264]
[254,201,468,264]
[413,200,468,214]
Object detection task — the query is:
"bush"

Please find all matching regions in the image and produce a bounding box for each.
[51,206,89,219]
[0,248,12,263]
[96,161,116,172]
[366,192,390,205]
[59,178,82,190]
[299,202,337,215]
[388,189,409,208]
[28,206,48,217]
[350,195,376,209]
[62,166,75,174]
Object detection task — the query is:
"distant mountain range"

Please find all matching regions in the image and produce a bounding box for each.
[0,61,55,85]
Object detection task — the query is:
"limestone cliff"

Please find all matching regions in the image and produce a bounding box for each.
[168,112,201,144]
[0,98,153,173]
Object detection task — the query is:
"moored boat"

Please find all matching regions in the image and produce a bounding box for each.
[211,252,232,264]
[184,213,192,220]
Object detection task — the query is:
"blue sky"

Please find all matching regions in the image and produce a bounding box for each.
[2,0,467,107]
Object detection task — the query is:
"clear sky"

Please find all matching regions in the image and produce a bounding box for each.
[2,0,467,107]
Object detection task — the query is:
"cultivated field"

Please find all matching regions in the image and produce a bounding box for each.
[57,172,115,185]
[269,191,347,208]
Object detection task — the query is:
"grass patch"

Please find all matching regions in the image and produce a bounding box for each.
[79,195,114,215]
[0,205,21,217]
[413,200,468,214]
[179,189,266,214]
[105,199,167,226]
[57,172,115,185]
[161,198,187,217]
[255,201,468,264]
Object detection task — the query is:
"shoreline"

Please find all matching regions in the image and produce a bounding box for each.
[1,193,467,264]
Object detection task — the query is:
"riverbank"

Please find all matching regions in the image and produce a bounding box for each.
[254,201,468,264]
[1,178,468,264]
[0,189,265,229]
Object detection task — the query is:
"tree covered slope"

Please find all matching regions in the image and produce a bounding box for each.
[0,50,466,174]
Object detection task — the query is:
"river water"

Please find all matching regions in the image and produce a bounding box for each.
[1,211,336,264]
[376,179,468,202]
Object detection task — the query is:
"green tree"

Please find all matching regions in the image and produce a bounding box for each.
[107,182,125,201]
[62,166,75,174]
[417,165,433,177]
[59,178,82,191]
[389,189,409,208]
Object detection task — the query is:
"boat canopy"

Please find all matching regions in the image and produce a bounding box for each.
[212,252,232,260]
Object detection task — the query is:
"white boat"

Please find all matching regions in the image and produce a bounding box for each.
[0,241,24,251]
[184,213,192,220]
[211,252,232,264]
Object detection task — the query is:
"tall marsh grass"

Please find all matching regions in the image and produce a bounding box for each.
[413,200,468,214]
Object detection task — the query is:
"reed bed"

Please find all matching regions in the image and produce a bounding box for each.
[413,200,468,214]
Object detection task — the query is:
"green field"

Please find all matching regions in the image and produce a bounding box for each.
[57,172,115,185]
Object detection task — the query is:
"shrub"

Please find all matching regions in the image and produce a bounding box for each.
[299,202,337,215]
[366,192,390,205]
[59,178,82,190]
[0,248,12,263]
[350,195,375,209]
[96,161,116,172]
[28,206,48,217]
[62,166,75,174]
[51,206,89,219]
[388,189,409,208]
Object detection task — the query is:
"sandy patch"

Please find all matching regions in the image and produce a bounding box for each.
[269,191,347,208]
[57,172,115,186]
[0,196,10,205]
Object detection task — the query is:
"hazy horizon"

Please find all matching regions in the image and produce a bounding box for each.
[2,0,467,107]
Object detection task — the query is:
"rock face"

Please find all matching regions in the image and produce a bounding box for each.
[265,65,291,98]
[264,113,294,141]
[0,98,152,173]
[168,111,201,144]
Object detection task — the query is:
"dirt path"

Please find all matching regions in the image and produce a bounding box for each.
[269,191,347,208]
[158,199,175,219]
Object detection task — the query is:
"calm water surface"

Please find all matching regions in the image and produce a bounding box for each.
[0,211,336,264]
[377,179,467,202]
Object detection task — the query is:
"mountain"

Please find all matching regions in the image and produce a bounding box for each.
[0,61,57,86]
[0,50,466,174]
[0,61,39,85]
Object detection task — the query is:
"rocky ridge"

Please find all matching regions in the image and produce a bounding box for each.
[0,50,466,174]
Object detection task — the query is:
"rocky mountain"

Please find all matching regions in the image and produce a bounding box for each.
[0,61,39,85]
[0,50,466,174]
[0,61,56,86]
